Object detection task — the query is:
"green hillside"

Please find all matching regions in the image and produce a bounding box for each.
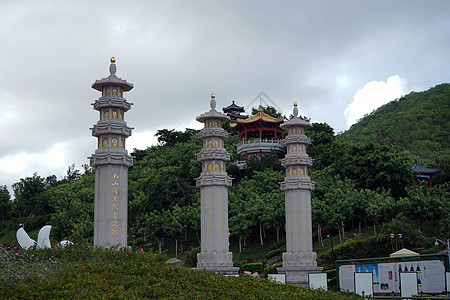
[338,83,450,161]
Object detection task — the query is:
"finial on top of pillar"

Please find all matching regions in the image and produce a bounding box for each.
[293,101,298,118]
[210,93,216,110]
[110,57,117,75]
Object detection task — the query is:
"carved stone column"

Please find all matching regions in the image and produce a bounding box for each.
[90,57,133,248]
[195,94,238,274]
[277,102,322,286]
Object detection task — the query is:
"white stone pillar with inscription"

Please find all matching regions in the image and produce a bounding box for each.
[195,94,239,274]
[277,102,322,286]
[90,57,133,248]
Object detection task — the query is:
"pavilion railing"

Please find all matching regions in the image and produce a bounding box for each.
[237,138,283,145]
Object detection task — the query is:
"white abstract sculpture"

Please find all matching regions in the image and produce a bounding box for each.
[16,227,37,250]
[16,225,72,250]
[37,225,52,249]
[58,240,73,248]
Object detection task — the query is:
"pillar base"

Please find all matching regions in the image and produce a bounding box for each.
[196,252,239,274]
[277,251,323,287]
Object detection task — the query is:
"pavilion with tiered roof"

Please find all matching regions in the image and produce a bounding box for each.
[222,101,248,120]
[231,105,285,162]
[412,160,439,187]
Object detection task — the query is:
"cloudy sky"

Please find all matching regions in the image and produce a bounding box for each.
[1,0,449,192]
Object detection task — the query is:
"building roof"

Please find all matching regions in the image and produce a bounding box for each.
[92,57,134,92]
[196,94,230,123]
[223,101,248,119]
[389,248,420,257]
[280,102,312,130]
[235,105,284,124]
[223,101,245,113]
[412,161,439,175]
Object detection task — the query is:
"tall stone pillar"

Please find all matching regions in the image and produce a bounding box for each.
[90,57,134,248]
[195,94,239,274]
[277,102,322,286]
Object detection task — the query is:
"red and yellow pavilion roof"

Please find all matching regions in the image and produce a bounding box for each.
[230,105,284,129]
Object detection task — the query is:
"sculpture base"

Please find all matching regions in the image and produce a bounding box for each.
[277,251,323,287]
[196,252,239,274]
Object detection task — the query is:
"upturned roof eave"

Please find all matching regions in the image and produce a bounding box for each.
[223,102,245,112]
[236,111,284,124]
[92,75,134,92]
[412,162,440,174]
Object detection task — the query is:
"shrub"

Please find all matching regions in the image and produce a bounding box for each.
[318,236,391,267]
[411,294,446,298]
[0,246,363,299]
[183,246,199,268]
[262,264,281,277]
[24,214,51,231]
[325,269,337,290]
[268,239,285,251]
[264,245,286,259]
[241,262,264,273]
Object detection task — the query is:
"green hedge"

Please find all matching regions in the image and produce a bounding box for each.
[183,246,200,268]
[241,262,264,273]
[411,294,446,298]
[318,236,391,265]
[264,245,285,259]
[262,264,281,277]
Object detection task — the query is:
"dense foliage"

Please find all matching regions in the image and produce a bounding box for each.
[0,185,11,230]
[0,246,362,299]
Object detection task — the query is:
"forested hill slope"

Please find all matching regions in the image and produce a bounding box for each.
[337,83,450,161]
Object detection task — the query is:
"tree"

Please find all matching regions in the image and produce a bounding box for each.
[169,206,185,257]
[45,175,58,187]
[47,172,95,242]
[0,186,12,229]
[365,191,395,235]
[229,188,256,252]
[181,201,201,244]
[134,166,196,213]
[155,128,199,147]
[65,164,82,182]
[306,123,343,171]
[381,212,426,250]
[141,210,176,253]
[398,185,448,231]
[312,198,328,246]
[229,169,284,247]
[129,129,202,222]
[332,142,415,198]
[312,173,357,242]
[229,212,253,253]
[251,105,282,118]
[351,189,370,233]
[171,203,200,255]
[12,173,49,218]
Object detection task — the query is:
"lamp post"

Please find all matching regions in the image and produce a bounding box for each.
[390,234,402,251]
[434,238,449,269]
[327,234,336,262]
